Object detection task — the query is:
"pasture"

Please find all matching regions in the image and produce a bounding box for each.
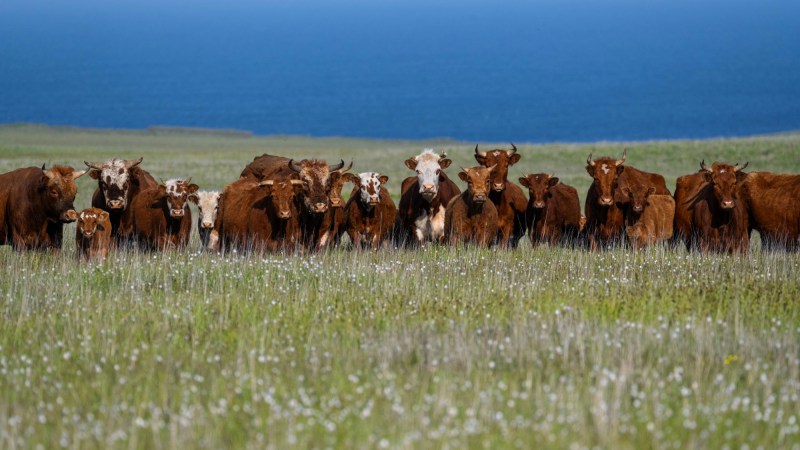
[1,124,799,449]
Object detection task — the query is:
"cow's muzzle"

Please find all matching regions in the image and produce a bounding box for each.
[107,199,125,210]
[720,200,735,209]
[201,221,214,229]
[599,197,613,206]
[473,195,486,204]
[312,202,328,214]
[278,210,292,219]
[61,209,78,223]
[533,201,546,209]
[170,209,185,218]
[493,183,504,192]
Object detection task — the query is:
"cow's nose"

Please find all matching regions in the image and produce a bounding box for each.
[533,201,546,209]
[600,197,613,206]
[474,195,486,203]
[314,202,328,213]
[202,221,213,229]
[170,209,184,217]
[493,183,504,191]
[634,205,643,212]
[721,200,735,209]
[278,211,291,219]
[421,184,434,192]
[107,199,124,209]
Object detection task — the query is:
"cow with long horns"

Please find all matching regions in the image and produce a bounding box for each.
[473,143,527,248]
[84,157,158,246]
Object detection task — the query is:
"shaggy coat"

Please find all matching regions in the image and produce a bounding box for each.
[76,207,112,261]
[623,192,675,250]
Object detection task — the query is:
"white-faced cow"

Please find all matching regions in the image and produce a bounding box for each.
[189,190,221,251]
[342,172,397,250]
[84,158,158,246]
[395,149,461,246]
[0,165,86,251]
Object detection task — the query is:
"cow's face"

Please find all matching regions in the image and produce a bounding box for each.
[458,166,496,204]
[160,179,199,218]
[702,161,748,209]
[405,149,452,202]
[85,158,143,210]
[519,173,559,209]
[77,208,110,238]
[355,172,389,209]
[289,159,349,215]
[586,149,626,206]
[189,191,221,230]
[41,165,86,222]
[474,144,520,192]
[260,180,304,220]
[619,184,656,213]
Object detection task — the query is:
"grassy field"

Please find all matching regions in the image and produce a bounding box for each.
[0,124,799,449]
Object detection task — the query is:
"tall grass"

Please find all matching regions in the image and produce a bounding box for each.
[0,125,799,449]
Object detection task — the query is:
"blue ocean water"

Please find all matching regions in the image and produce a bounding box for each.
[1,1,799,142]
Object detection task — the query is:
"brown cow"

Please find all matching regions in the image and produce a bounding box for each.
[395,149,461,246]
[75,207,112,261]
[84,158,158,246]
[320,161,356,248]
[474,144,528,247]
[741,172,800,250]
[583,149,670,249]
[239,154,350,251]
[620,185,675,249]
[0,165,86,251]
[518,173,581,247]
[217,178,304,253]
[131,178,198,251]
[673,161,749,253]
[343,172,397,250]
[444,166,499,247]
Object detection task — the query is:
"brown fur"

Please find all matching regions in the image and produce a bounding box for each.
[130,180,198,251]
[76,207,112,261]
[741,172,800,250]
[444,166,499,247]
[519,174,581,247]
[474,145,527,248]
[673,162,749,253]
[0,165,85,251]
[624,194,675,250]
[343,175,397,250]
[217,178,303,253]
[89,163,158,246]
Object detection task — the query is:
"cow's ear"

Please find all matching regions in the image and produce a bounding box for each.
[439,158,452,169]
[735,171,748,183]
[88,169,101,180]
[509,153,521,165]
[585,165,595,177]
[157,184,167,195]
[342,173,361,185]
[404,158,417,170]
[518,177,530,188]
[186,184,199,194]
[98,210,110,222]
[379,175,389,184]
[458,171,469,183]
[548,177,559,187]
[647,186,656,196]
[188,193,199,204]
[616,165,625,175]
[703,171,713,183]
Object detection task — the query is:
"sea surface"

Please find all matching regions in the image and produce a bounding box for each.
[1,1,799,142]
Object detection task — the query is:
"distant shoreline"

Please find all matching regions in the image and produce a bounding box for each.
[2,122,799,146]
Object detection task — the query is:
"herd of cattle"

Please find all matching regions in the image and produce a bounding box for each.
[0,145,798,259]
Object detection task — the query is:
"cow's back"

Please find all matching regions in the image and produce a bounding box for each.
[742,172,800,248]
[673,172,705,245]
[0,168,38,243]
[240,154,292,180]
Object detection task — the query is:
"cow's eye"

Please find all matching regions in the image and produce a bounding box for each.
[50,189,59,197]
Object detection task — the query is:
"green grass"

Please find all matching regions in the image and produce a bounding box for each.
[1,125,799,449]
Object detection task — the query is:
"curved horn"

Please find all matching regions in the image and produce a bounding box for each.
[183,177,192,185]
[440,151,447,159]
[288,159,303,172]
[328,159,345,172]
[123,157,143,169]
[84,160,104,170]
[507,142,518,155]
[733,161,749,172]
[587,151,595,167]
[700,160,710,172]
[475,144,487,157]
[616,148,627,166]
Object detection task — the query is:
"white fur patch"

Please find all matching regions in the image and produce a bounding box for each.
[195,191,221,227]
[601,164,610,175]
[414,150,444,199]
[358,172,382,205]
[431,205,446,240]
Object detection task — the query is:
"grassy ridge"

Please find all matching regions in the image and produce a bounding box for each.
[0,125,799,449]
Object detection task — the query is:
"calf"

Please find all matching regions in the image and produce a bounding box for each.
[217,178,304,253]
[131,178,198,251]
[518,173,581,247]
[395,149,461,246]
[343,172,397,250]
[444,166,499,247]
[474,144,527,247]
[673,161,749,253]
[189,191,221,250]
[75,207,112,261]
[0,165,86,251]
[619,184,675,249]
